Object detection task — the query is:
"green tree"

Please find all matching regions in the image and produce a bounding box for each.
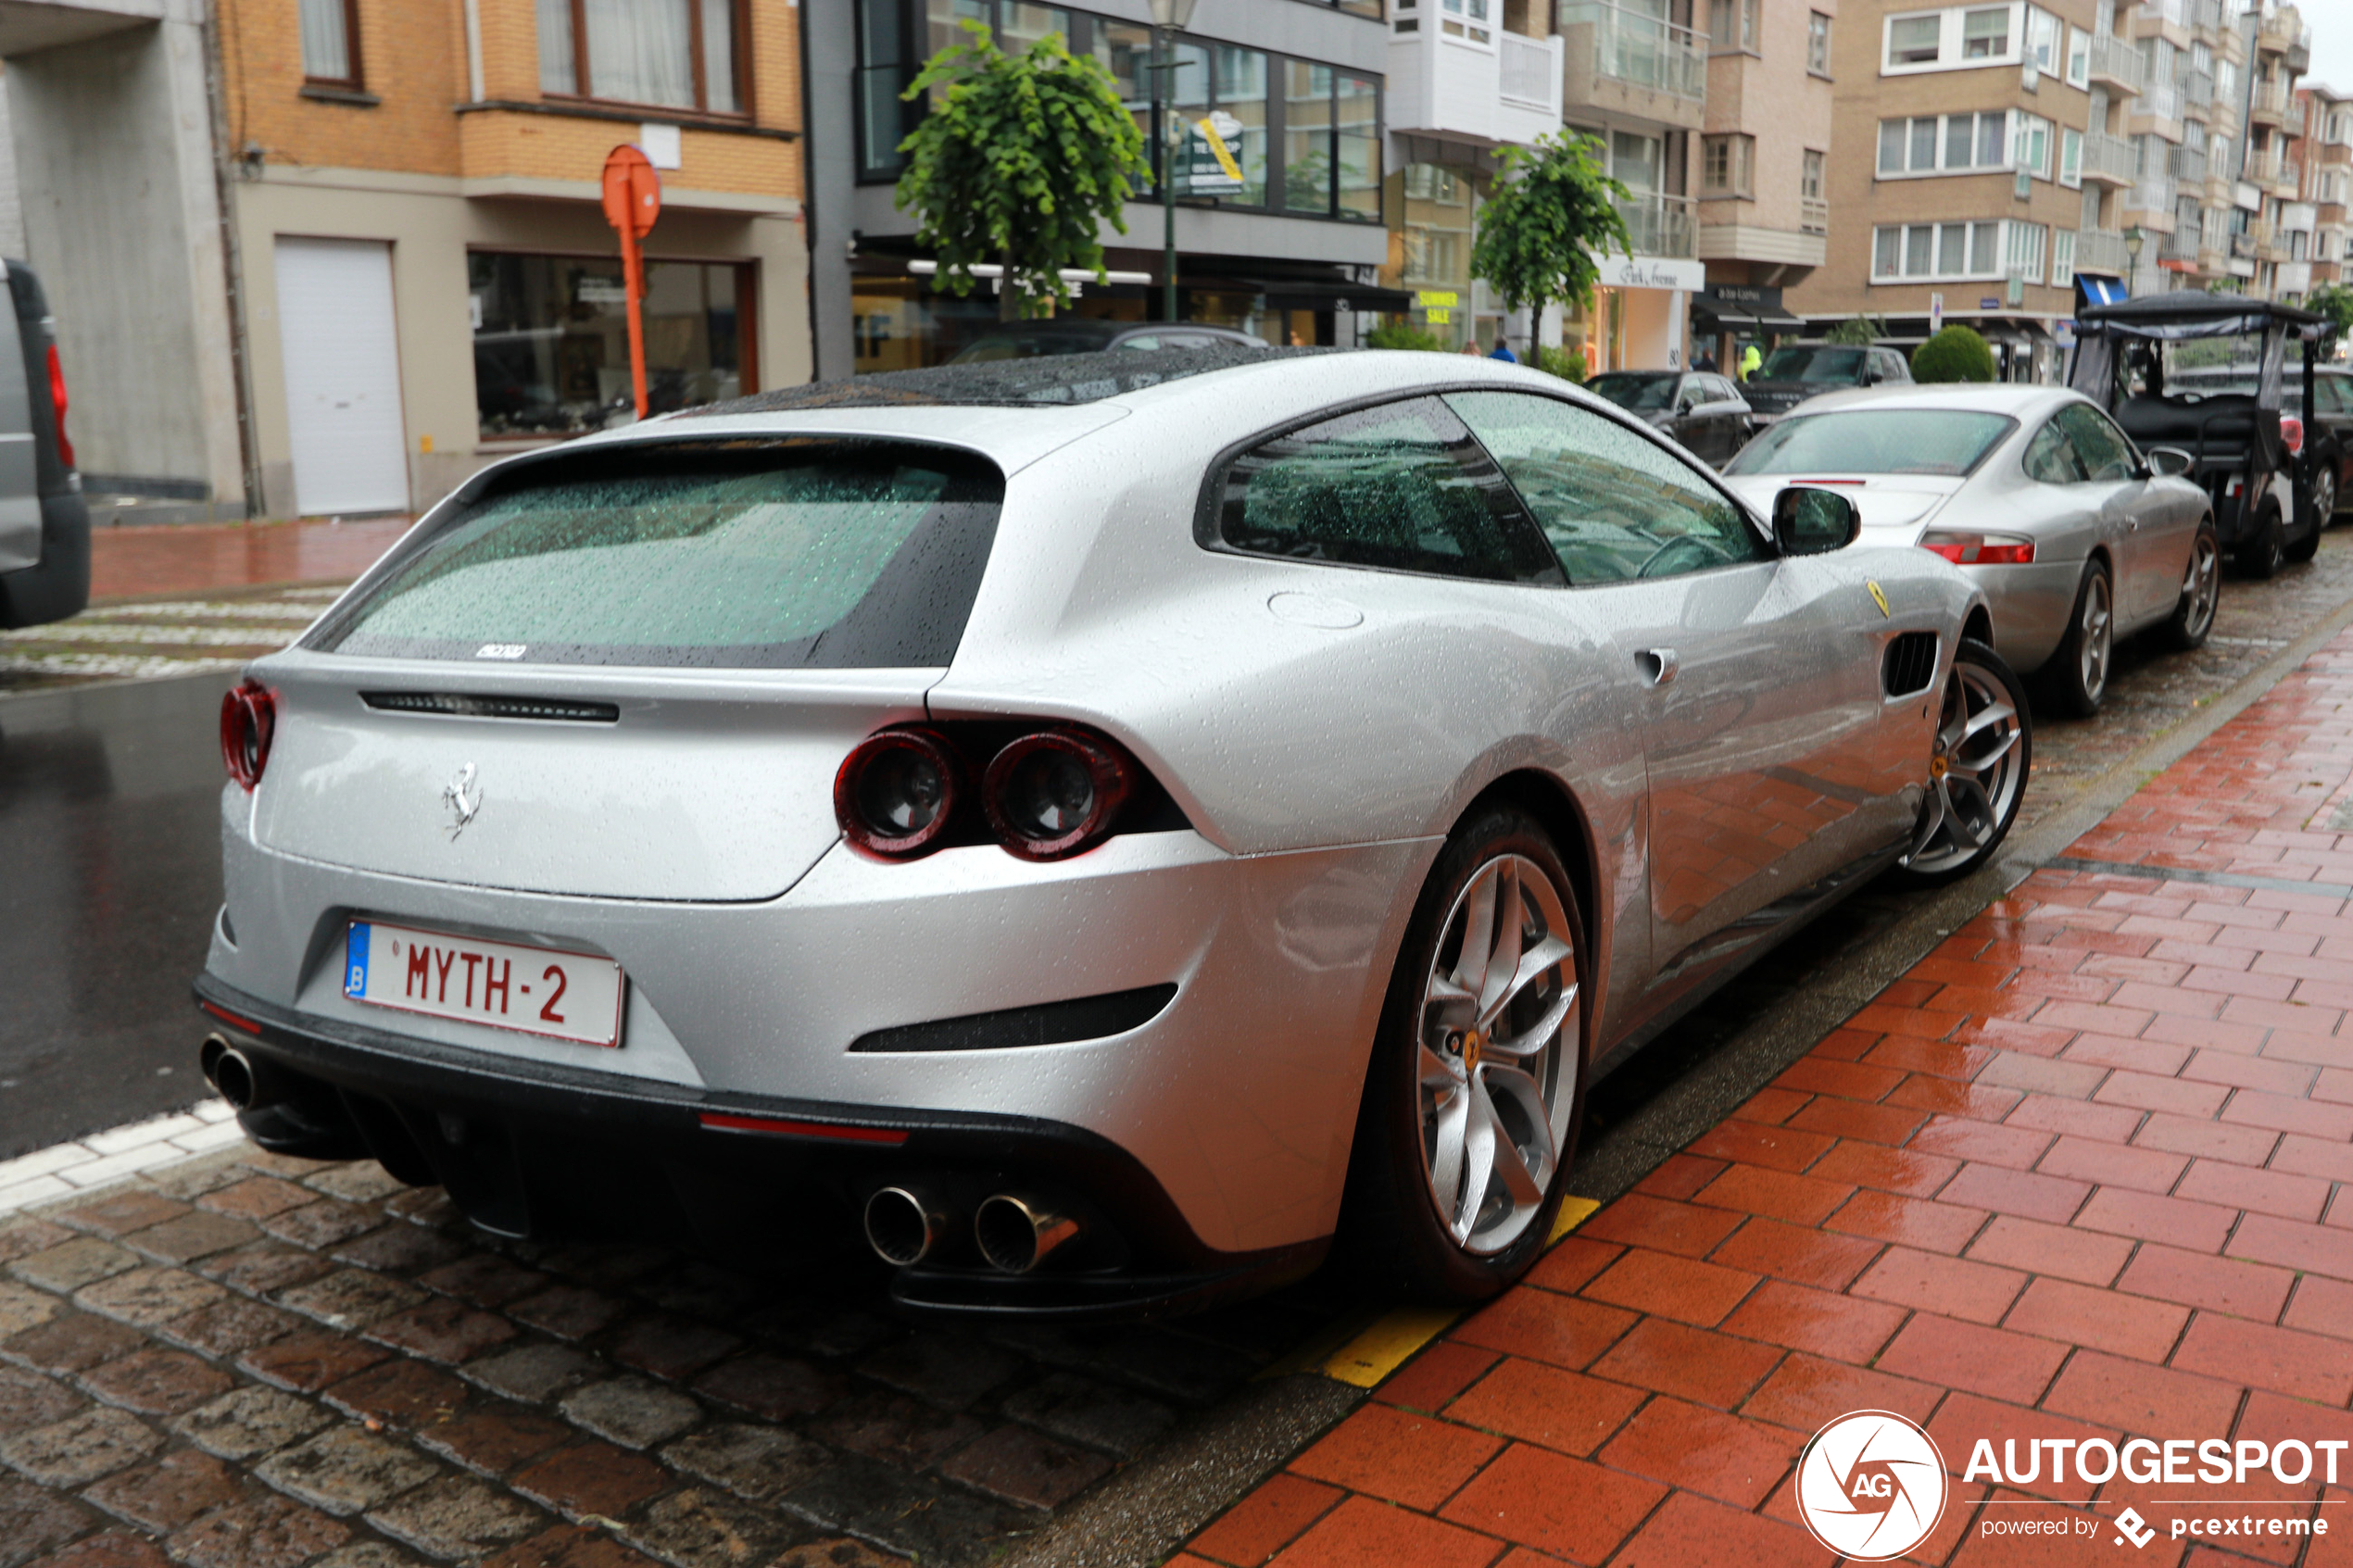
[1826,315,1887,347]
[1365,320,1449,352]
[1911,324,1998,383]
[896,21,1149,321]
[2308,282,2353,354]
[1470,131,1632,329]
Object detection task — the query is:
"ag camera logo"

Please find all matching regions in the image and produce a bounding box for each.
[1794,1411,1949,1560]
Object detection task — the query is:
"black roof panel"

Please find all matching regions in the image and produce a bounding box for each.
[682,345,1336,413]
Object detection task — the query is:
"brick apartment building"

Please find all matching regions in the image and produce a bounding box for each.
[2303,81,2347,293]
[4,0,808,520]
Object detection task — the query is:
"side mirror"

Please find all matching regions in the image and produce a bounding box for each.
[2145,445,2196,479]
[1773,486,1863,555]
[1861,370,1883,386]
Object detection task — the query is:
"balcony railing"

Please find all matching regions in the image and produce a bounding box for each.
[2185,69,2214,107]
[2161,228,2201,262]
[1557,0,1708,101]
[2253,78,2289,122]
[2282,160,2305,194]
[1614,191,1696,257]
[2173,144,2208,182]
[2087,32,2145,94]
[1801,196,1828,235]
[2286,101,2308,136]
[2193,0,2223,31]
[2129,173,2179,216]
[2233,231,2259,259]
[2082,131,2138,185]
[2140,81,2182,123]
[1499,30,1558,108]
[2258,12,2311,57]
[2076,227,2131,274]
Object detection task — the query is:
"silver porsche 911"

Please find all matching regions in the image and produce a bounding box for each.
[1719,383,2218,717]
[195,348,2025,1316]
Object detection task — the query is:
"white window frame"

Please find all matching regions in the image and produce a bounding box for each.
[2050,229,2076,287]
[1870,219,2009,282]
[1702,133,1756,197]
[1963,6,2013,60]
[1882,3,2027,76]
[2065,25,2089,89]
[1875,109,2019,177]
[2007,220,2048,284]
[2060,126,2082,187]
[1807,10,1831,74]
[2015,112,2051,180]
[1884,10,1944,69]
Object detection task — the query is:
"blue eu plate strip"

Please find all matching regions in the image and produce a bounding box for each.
[346,922,371,998]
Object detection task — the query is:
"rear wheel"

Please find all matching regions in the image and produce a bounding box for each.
[2315,463,2340,525]
[2037,559,2113,717]
[1345,807,1582,1302]
[2156,522,2221,652]
[2288,489,2323,563]
[2237,503,2286,578]
[1892,639,2031,888]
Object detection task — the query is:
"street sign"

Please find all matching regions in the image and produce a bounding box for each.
[600,145,661,420]
[1930,293,1944,332]
[1179,111,1246,195]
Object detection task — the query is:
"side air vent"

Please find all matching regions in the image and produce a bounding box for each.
[361,692,620,722]
[1883,633,1939,698]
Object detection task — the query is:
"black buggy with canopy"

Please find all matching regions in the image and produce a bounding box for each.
[2070,290,2325,579]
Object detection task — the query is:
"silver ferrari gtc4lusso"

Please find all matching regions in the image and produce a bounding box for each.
[195,348,2028,1317]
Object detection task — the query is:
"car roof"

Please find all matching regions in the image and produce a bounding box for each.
[1774,382,2076,418]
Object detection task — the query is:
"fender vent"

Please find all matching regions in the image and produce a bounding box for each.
[1883,633,1939,697]
[362,692,620,722]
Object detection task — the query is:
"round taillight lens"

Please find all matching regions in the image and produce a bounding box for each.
[220,680,275,791]
[835,728,963,857]
[983,730,1132,860]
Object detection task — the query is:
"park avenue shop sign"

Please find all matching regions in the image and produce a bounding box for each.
[1598,254,1705,292]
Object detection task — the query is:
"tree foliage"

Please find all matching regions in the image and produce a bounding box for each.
[1911,324,1998,383]
[1826,315,1887,347]
[896,21,1149,320]
[1470,132,1632,320]
[2308,282,2353,353]
[1365,321,1450,352]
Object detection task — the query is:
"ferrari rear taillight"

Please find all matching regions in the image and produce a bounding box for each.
[834,727,963,858]
[220,680,275,791]
[2283,414,2306,456]
[983,730,1132,861]
[1919,531,2036,566]
[834,721,1150,862]
[45,343,71,471]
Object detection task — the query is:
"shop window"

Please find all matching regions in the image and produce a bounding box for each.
[301,0,363,85]
[1283,63,1381,220]
[470,253,751,439]
[539,0,744,113]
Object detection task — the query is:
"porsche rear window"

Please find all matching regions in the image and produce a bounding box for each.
[1726,410,2016,477]
[311,443,1002,668]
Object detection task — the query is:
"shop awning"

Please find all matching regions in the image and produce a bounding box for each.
[1691,302,1759,331]
[1753,303,1806,330]
[2077,275,2130,307]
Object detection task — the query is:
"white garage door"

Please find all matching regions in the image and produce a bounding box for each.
[275,237,409,515]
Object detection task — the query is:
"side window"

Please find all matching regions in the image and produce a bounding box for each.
[2054,402,2138,482]
[1447,390,1771,585]
[2022,420,2088,483]
[2319,378,2352,415]
[1872,350,1906,382]
[1214,396,1564,583]
[1715,376,1743,402]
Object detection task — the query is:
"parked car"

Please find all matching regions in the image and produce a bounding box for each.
[1737,341,1915,424]
[947,319,1265,363]
[2072,291,2324,578]
[1585,370,1753,465]
[1721,383,2215,717]
[195,347,2022,1317]
[0,260,88,630]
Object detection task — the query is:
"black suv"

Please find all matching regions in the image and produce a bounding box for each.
[1739,342,1914,423]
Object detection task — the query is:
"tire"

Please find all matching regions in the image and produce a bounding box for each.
[2237,503,2286,579]
[2036,558,2114,717]
[2287,492,2322,563]
[2316,461,2341,525]
[1890,638,2032,888]
[2156,521,2221,652]
[1343,805,1584,1303]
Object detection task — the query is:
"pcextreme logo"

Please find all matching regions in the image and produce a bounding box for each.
[1793,1411,1949,1560]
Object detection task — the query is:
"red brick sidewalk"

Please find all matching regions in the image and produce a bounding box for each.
[90,520,412,601]
[1177,630,2353,1568]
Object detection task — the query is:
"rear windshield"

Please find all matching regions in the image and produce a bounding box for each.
[1725,409,2017,477]
[311,442,1002,668]
[1757,346,1866,383]
[1588,374,1678,411]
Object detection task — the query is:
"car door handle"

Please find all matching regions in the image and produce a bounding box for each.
[1637,647,1679,686]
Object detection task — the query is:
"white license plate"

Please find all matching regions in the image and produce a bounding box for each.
[344,921,625,1047]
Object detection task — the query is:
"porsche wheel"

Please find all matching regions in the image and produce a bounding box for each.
[2156,522,2221,652]
[1892,639,2031,888]
[1346,806,1582,1301]
[2037,559,2113,717]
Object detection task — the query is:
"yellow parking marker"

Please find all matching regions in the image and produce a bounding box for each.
[1550,1194,1601,1244]
[1321,1307,1460,1387]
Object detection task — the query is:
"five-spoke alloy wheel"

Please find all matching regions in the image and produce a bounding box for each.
[1896,638,2032,886]
[1349,806,1582,1300]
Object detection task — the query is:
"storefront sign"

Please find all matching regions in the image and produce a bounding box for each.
[1179,112,1246,196]
[1416,288,1457,325]
[1599,256,1705,293]
[1701,282,1780,309]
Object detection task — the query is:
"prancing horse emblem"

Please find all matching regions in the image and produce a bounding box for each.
[441,763,483,838]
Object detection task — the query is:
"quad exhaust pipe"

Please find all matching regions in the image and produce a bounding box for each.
[199,1034,258,1110]
[861,1185,1083,1273]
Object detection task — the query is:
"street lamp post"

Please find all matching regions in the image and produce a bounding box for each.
[2124,224,2145,298]
[1150,0,1198,325]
